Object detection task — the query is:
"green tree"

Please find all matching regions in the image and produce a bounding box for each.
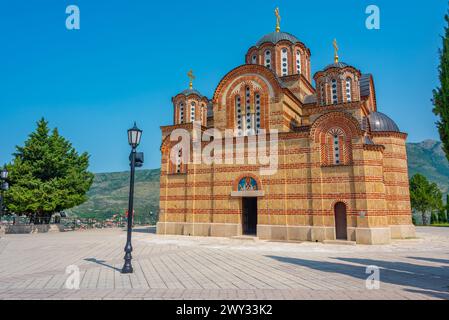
[4,118,94,224]
[409,174,443,225]
[443,194,449,223]
[433,8,449,162]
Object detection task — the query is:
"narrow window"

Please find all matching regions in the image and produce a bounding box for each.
[346,77,352,102]
[252,54,257,64]
[296,50,301,74]
[331,79,338,104]
[190,101,196,122]
[329,128,344,165]
[176,149,182,173]
[245,86,252,135]
[333,134,340,164]
[179,102,184,124]
[200,104,205,123]
[281,48,288,76]
[320,83,325,106]
[235,95,242,136]
[255,93,261,134]
[264,50,271,69]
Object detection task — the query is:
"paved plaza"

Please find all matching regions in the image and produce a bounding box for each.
[0,226,448,300]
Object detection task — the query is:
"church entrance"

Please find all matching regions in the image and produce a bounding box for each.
[334,202,347,240]
[242,197,257,235]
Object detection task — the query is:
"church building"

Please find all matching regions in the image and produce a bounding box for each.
[157,9,415,244]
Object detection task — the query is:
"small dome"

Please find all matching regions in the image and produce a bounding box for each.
[180,88,203,98]
[323,62,349,71]
[368,112,400,132]
[256,31,300,47]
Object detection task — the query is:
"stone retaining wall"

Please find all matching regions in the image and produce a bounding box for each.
[2,224,65,234]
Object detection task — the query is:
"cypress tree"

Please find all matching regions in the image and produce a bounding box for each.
[433,9,449,162]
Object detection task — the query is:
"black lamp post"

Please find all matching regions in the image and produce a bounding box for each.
[0,168,9,217]
[122,122,143,274]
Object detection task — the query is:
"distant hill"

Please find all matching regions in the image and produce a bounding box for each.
[406,140,449,194]
[68,169,161,223]
[69,140,449,221]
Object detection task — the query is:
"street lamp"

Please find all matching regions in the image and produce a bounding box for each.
[122,122,143,274]
[0,168,9,217]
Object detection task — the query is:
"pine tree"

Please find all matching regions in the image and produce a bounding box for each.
[433,9,449,162]
[4,118,94,224]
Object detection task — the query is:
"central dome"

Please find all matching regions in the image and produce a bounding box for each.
[256,31,300,47]
[324,62,349,70]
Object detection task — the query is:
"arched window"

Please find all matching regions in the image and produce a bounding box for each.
[281,48,288,76]
[179,102,184,124]
[331,79,338,104]
[345,77,352,102]
[190,101,196,122]
[296,50,301,74]
[264,50,271,69]
[235,95,243,136]
[328,128,344,165]
[252,54,257,64]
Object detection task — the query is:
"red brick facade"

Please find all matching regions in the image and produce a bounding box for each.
[156,28,415,244]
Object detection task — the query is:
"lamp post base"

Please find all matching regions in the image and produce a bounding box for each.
[122,251,133,274]
[121,264,133,274]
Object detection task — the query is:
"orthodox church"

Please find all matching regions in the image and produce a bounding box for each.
[157,9,415,244]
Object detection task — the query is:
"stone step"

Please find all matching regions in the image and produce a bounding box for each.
[231,235,259,241]
[323,240,357,245]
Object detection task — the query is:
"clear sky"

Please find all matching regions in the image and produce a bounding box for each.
[0,0,447,173]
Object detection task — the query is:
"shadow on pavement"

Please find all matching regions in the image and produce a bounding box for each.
[132,226,156,234]
[85,258,122,272]
[266,255,449,300]
[407,256,449,265]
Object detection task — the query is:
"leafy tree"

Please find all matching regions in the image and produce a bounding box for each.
[447,194,449,222]
[409,174,443,225]
[433,8,449,162]
[4,118,94,224]
[441,194,449,223]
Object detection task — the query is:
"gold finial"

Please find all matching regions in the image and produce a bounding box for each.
[275,7,281,32]
[187,69,195,89]
[333,38,339,64]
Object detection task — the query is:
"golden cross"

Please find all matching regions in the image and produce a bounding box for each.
[187,69,195,89]
[275,7,281,32]
[333,39,339,63]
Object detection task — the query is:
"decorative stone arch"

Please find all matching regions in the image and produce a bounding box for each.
[213,64,283,108]
[330,199,350,213]
[310,112,363,166]
[310,111,363,142]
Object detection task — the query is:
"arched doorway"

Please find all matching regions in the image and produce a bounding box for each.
[238,177,259,235]
[334,202,347,240]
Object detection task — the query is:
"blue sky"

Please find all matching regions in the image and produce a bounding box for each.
[0,0,447,173]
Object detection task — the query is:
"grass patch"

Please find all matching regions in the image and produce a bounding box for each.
[429,223,449,227]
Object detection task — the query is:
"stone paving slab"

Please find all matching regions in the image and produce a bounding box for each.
[0,226,448,300]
